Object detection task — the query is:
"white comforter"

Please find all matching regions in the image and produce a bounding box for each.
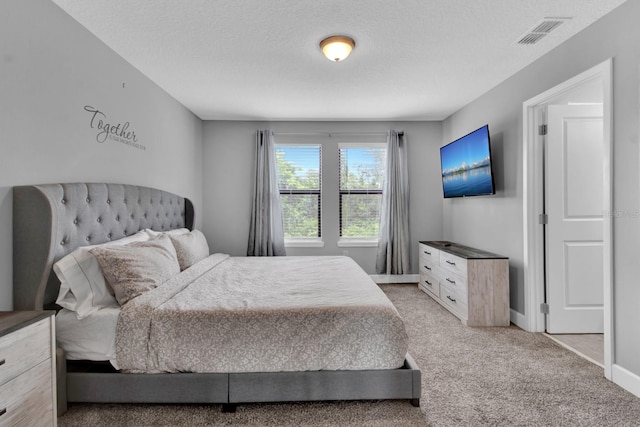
[116,255,409,373]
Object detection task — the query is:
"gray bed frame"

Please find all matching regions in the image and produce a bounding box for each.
[12,183,421,414]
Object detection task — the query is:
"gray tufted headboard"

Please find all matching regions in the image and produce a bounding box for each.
[13,183,194,311]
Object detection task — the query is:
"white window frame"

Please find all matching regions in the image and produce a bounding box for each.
[274,143,324,248]
[337,142,386,248]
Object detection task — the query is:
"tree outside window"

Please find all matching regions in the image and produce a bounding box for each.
[275,144,321,238]
[339,143,386,238]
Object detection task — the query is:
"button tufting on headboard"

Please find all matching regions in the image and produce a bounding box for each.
[12,183,194,311]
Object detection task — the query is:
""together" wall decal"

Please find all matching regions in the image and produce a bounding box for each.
[84,105,146,151]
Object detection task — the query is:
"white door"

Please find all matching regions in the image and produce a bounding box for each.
[545,104,604,333]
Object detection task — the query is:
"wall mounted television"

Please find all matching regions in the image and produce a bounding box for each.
[440,124,495,198]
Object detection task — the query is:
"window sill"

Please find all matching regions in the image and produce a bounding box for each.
[337,238,379,248]
[285,238,325,248]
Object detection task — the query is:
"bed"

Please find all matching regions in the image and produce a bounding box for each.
[12,183,421,414]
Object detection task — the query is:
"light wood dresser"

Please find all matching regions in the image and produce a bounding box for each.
[418,241,510,327]
[0,311,56,427]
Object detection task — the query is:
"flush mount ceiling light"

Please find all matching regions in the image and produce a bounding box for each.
[320,35,356,62]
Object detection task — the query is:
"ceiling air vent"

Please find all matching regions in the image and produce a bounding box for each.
[516,17,571,45]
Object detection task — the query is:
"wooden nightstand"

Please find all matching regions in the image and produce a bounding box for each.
[0,311,56,427]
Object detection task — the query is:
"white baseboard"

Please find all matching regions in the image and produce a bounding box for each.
[370,274,419,284]
[510,308,527,330]
[611,364,640,398]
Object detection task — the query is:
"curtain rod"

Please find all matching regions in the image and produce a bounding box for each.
[272,131,403,137]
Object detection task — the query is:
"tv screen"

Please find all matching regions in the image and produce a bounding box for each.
[440,125,495,198]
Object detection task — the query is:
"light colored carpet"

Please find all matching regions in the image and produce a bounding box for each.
[58,284,640,426]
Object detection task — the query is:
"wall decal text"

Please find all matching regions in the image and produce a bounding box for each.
[84,105,146,151]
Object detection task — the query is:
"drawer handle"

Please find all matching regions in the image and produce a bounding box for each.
[0,408,5,417]
[446,278,456,284]
[446,260,456,266]
[425,279,432,286]
[446,295,456,303]
[424,265,431,270]
[423,251,431,255]
[0,359,4,366]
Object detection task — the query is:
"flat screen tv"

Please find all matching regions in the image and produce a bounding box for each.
[440,125,495,198]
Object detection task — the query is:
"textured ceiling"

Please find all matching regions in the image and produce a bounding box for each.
[51,0,627,121]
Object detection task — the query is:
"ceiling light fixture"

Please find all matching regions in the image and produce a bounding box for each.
[320,35,355,62]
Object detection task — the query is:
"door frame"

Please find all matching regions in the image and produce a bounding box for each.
[522,58,613,379]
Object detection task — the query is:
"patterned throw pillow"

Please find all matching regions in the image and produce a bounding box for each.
[91,234,180,305]
[168,229,210,271]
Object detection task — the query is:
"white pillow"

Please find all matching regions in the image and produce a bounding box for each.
[168,229,210,270]
[144,228,189,238]
[54,230,150,319]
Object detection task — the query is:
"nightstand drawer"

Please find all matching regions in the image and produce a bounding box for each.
[0,360,53,427]
[0,318,50,386]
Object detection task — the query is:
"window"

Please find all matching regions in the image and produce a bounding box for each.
[275,144,322,240]
[339,143,386,240]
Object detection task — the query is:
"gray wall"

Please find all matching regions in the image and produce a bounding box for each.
[442,0,640,374]
[0,0,204,310]
[202,121,442,274]
[4,0,637,379]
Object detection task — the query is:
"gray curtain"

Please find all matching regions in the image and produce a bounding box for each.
[247,130,286,256]
[376,130,410,274]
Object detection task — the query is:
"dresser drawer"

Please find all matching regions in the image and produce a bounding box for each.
[419,271,440,297]
[0,318,50,386]
[0,360,53,427]
[440,282,468,318]
[419,244,440,265]
[439,270,468,299]
[419,256,442,278]
[440,251,468,276]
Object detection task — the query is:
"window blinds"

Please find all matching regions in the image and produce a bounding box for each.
[275,144,322,238]
[338,144,386,238]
